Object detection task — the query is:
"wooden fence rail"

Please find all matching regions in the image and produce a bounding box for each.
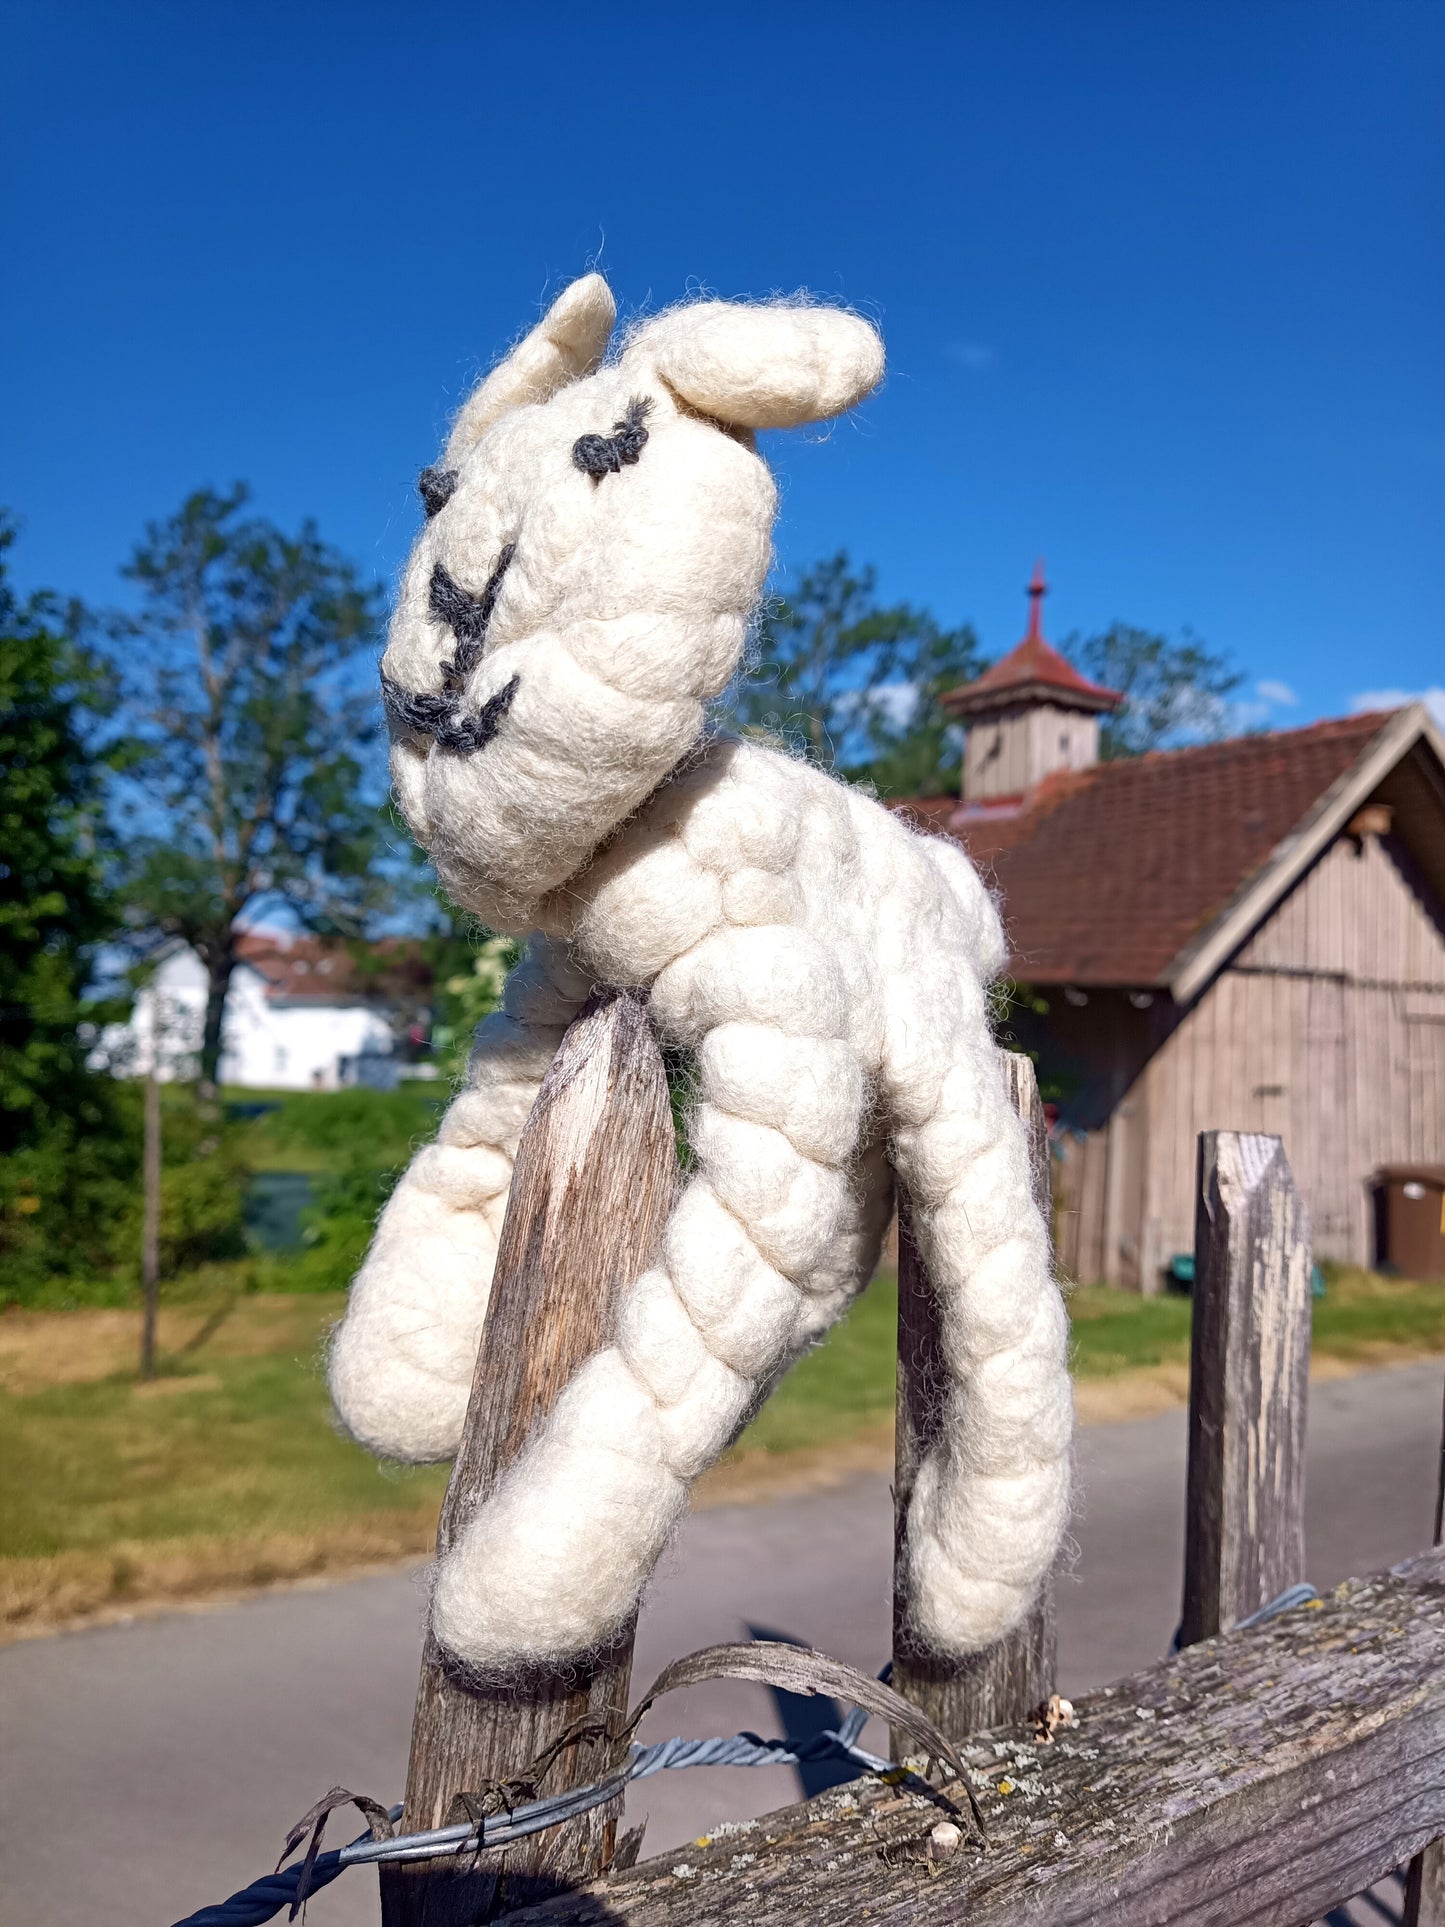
[502,1548,1445,1927]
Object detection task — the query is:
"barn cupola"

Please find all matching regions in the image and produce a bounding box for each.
[942,564,1123,804]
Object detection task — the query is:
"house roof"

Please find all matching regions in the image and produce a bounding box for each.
[940,564,1123,718]
[898,705,1445,994]
[236,934,431,1007]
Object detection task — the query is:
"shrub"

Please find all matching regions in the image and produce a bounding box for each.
[0,1079,250,1307]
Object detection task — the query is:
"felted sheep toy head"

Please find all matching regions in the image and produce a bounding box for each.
[382,273,885,933]
[332,274,1071,1677]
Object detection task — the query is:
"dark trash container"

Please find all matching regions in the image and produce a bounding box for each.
[1372,1165,1445,1282]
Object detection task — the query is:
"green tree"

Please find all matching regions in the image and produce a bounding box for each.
[0,514,117,1148]
[0,515,144,1297]
[730,552,982,794]
[115,486,387,1087]
[1064,622,1243,759]
[854,617,985,797]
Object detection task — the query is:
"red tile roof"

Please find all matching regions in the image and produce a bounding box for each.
[941,632,1122,717]
[236,933,431,1005]
[896,712,1398,987]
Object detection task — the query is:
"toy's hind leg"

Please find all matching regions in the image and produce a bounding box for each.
[885,968,1072,1652]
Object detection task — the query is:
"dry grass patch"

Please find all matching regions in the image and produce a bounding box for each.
[0,1292,336,1393]
[0,1292,449,1639]
[0,1512,441,1640]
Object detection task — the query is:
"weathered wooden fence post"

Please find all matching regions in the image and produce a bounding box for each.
[1403,1368,1445,1927]
[890,1050,1057,1751]
[1179,1130,1312,1648]
[379,990,676,1927]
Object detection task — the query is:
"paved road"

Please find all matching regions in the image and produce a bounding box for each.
[2,1358,1440,1927]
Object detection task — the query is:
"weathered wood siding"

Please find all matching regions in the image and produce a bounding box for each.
[1052,828,1445,1286]
[1034,992,1155,1288]
[963,702,1102,801]
[1238,824,1445,987]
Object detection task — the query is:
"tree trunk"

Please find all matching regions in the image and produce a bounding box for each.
[198,940,236,1095]
[139,1074,162,1380]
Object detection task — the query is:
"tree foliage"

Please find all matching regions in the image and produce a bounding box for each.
[855,616,986,797]
[0,515,119,1147]
[113,485,387,1083]
[1064,622,1243,759]
[0,516,139,1296]
[421,924,517,1078]
[728,552,982,796]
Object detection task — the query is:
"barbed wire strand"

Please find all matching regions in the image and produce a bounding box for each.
[174,1585,1324,1927]
[171,1709,881,1927]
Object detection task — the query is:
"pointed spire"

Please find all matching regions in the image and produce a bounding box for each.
[940,561,1123,720]
[1025,559,1047,644]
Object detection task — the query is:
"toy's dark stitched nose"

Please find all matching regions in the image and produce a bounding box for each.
[572,396,653,478]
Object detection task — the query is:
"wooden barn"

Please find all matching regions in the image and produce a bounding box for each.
[905,575,1445,1290]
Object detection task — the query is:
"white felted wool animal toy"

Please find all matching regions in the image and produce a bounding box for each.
[329,274,1072,1673]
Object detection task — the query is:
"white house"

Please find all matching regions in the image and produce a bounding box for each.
[97,933,406,1090]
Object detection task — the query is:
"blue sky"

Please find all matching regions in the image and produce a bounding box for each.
[4,2,1441,728]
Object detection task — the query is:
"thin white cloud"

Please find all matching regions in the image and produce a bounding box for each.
[1352,687,1445,730]
[945,340,996,373]
[867,680,919,727]
[1228,680,1299,732]
[1256,678,1298,707]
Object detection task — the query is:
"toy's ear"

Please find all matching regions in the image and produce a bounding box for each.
[630,301,884,430]
[444,274,616,462]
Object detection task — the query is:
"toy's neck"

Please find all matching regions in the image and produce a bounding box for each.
[527,731,724,941]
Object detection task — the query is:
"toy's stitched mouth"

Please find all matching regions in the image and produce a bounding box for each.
[381,544,518,756]
[382,670,520,754]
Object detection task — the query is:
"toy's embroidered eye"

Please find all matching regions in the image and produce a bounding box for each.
[418,467,459,517]
[572,397,653,479]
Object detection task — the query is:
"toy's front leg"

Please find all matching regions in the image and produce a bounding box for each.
[429,927,872,1670]
[328,938,591,1463]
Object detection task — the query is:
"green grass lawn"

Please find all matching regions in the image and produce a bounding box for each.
[0,1330,444,1564]
[1067,1283,1195,1377]
[2,1262,1440,1631]
[1067,1264,1445,1378]
[740,1275,900,1455]
[729,1260,1445,1459]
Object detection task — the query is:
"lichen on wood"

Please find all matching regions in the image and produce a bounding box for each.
[499,1549,1445,1926]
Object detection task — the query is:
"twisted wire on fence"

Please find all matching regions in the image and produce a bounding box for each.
[175,1585,1326,1927]
[173,1707,884,1927]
